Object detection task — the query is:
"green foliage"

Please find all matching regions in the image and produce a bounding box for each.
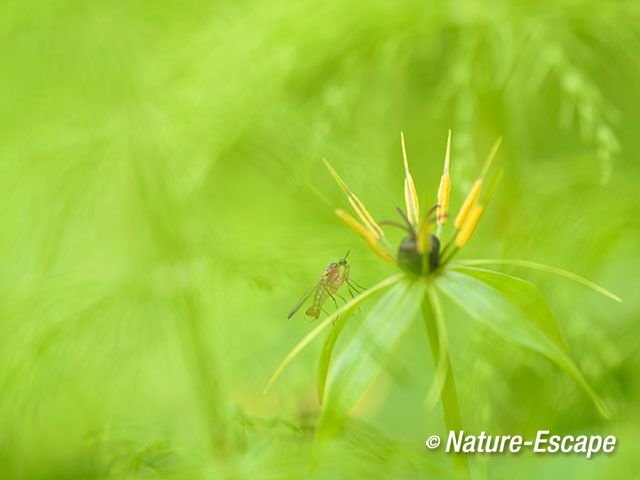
[438,268,610,418]
[318,280,425,437]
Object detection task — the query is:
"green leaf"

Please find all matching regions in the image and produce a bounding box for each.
[452,266,569,353]
[451,259,622,302]
[263,273,403,393]
[318,279,426,437]
[316,305,351,403]
[424,284,450,407]
[421,291,470,479]
[437,269,610,418]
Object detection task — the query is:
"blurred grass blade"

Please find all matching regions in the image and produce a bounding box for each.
[452,266,569,353]
[437,270,611,418]
[452,259,622,302]
[318,279,426,437]
[264,274,404,393]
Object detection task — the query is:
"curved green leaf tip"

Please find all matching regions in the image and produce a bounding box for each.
[437,269,611,419]
[452,259,622,303]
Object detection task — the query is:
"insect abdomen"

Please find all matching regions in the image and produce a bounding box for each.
[306,284,333,319]
[305,306,321,318]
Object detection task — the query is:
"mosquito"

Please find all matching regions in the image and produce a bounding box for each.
[287,251,366,321]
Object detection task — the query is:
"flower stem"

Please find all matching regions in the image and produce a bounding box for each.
[421,291,471,480]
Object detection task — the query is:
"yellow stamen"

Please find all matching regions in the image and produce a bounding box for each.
[454,179,482,229]
[417,220,430,255]
[437,130,452,225]
[452,137,501,230]
[400,132,420,225]
[335,209,396,264]
[437,173,450,225]
[349,194,384,239]
[455,204,484,247]
[335,208,372,239]
[322,158,385,239]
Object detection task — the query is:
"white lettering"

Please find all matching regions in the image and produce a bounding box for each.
[534,430,549,452]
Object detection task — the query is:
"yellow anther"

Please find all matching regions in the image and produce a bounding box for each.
[335,209,395,264]
[454,179,482,229]
[437,172,450,225]
[455,204,484,247]
[400,132,420,225]
[437,130,452,225]
[322,158,385,239]
[349,194,384,239]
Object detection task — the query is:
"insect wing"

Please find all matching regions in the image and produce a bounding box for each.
[287,275,324,319]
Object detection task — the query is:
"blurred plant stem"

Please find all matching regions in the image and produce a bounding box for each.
[421,290,470,480]
[133,164,234,459]
[180,295,234,458]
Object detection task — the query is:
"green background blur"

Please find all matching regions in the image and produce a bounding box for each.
[1,1,639,479]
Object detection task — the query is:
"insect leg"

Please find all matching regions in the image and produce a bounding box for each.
[347,278,367,291]
[346,283,363,314]
[346,284,356,300]
[343,264,367,292]
[327,292,340,325]
[334,292,348,305]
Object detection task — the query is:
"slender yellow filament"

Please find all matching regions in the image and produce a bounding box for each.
[454,179,482,229]
[455,205,484,247]
[400,132,420,225]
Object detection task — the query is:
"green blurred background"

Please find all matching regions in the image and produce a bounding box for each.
[1,0,639,478]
